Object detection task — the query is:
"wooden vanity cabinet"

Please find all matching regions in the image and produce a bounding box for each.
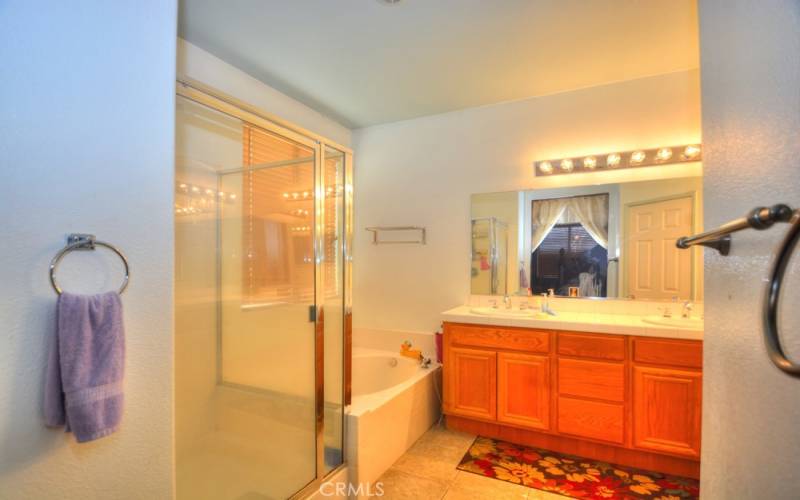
[443,322,703,479]
[497,352,550,430]
[447,346,497,420]
[632,338,703,458]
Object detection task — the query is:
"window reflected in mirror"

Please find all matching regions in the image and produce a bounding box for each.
[531,194,609,298]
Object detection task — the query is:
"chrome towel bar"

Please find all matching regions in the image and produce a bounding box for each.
[677,204,800,378]
[676,204,794,255]
[49,234,130,295]
[365,226,426,245]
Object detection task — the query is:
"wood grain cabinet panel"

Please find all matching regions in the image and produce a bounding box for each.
[633,338,702,368]
[449,323,549,353]
[558,358,625,402]
[498,352,550,430]
[633,366,702,457]
[446,347,497,420]
[558,396,625,444]
[558,332,626,360]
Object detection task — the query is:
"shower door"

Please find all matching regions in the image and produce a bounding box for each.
[175,87,349,499]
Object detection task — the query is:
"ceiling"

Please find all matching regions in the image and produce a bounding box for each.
[179,0,699,129]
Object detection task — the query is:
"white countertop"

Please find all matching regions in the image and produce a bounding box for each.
[442,305,703,341]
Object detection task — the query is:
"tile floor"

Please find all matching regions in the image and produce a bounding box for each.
[375,421,565,500]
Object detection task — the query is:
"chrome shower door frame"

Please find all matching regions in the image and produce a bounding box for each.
[176,78,353,499]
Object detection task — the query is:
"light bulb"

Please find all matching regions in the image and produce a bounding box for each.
[560,159,574,172]
[283,193,289,198]
[607,153,621,167]
[583,156,597,169]
[539,161,553,174]
[683,145,701,159]
[205,189,214,195]
[229,194,237,200]
[178,183,187,189]
[191,186,200,193]
[656,148,673,162]
[630,151,646,164]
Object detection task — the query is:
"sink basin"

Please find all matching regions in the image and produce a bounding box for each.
[469,307,538,317]
[642,315,703,330]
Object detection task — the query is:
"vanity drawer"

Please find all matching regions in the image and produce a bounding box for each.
[633,338,702,368]
[558,358,625,402]
[447,323,550,353]
[558,396,624,444]
[558,332,626,361]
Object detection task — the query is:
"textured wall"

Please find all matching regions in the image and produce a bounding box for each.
[0,2,177,498]
[698,0,800,497]
[353,70,702,333]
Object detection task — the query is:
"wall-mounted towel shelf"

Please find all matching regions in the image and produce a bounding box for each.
[677,204,800,378]
[365,226,426,245]
[49,234,130,295]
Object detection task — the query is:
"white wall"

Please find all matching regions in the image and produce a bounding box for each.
[0,2,176,499]
[177,39,352,148]
[353,70,702,333]
[698,1,800,497]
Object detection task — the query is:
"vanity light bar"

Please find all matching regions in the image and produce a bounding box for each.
[534,144,702,176]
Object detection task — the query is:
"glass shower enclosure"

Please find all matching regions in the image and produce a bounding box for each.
[471,217,508,295]
[174,81,352,499]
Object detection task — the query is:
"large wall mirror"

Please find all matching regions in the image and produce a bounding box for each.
[471,176,703,300]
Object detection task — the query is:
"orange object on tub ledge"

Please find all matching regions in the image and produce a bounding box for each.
[400,340,422,360]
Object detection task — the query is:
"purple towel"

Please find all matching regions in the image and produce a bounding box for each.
[44,292,125,442]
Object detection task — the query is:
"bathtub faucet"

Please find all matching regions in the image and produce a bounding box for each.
[421,357,432,369]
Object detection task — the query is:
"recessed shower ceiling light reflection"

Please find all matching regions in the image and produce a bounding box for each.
[534,144,702,176]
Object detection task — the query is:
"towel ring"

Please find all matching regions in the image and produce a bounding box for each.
[764,209,800,377]
[49,234,130,295]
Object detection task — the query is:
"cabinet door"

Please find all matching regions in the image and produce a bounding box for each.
[447,347,497,420]
[498,352,550,430]
[633,366,702,457]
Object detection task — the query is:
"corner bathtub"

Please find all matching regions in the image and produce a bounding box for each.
[346,348,441,489]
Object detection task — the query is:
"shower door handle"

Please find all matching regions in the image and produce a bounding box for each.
[309,305,317,322]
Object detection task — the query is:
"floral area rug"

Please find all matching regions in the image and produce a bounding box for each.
[457,436,699,499]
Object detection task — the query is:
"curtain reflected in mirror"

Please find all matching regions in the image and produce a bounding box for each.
[530,194,609,297]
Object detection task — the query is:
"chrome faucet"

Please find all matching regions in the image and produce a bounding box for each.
[420,357,432,369]
[503,295,512,309]
[682,301,694,318]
